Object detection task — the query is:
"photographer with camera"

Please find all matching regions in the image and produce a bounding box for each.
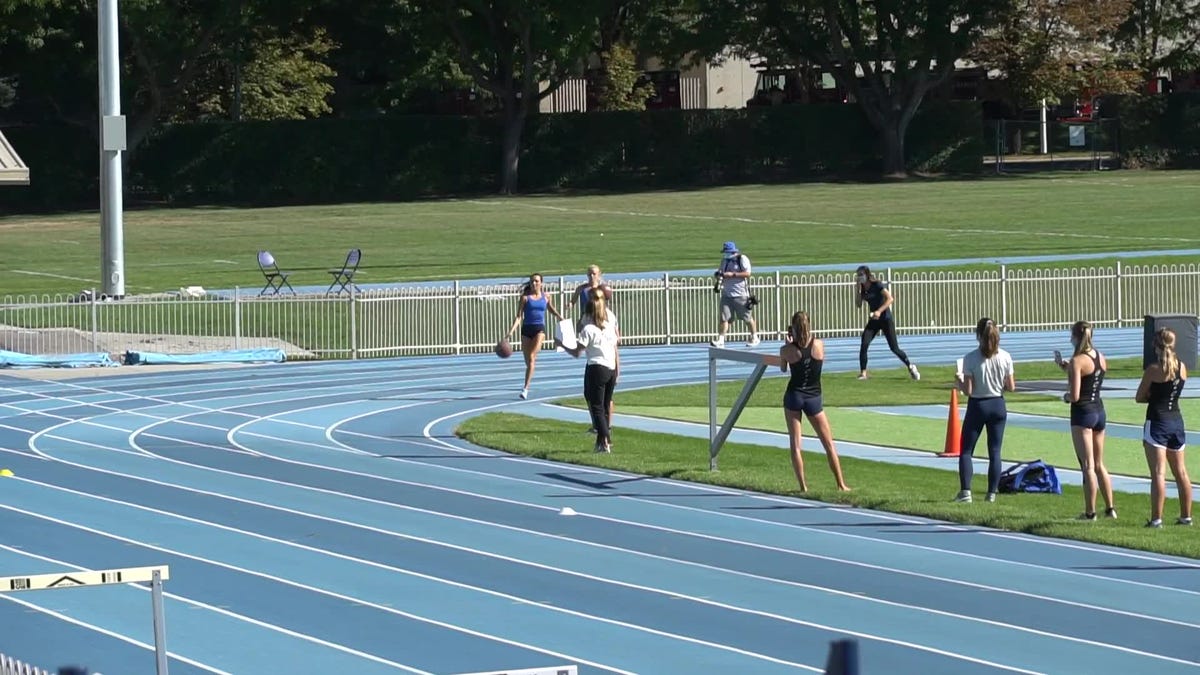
[710,241,759,347]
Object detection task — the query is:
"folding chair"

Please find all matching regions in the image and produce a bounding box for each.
[326,248,362,296]
[257,250,295,296]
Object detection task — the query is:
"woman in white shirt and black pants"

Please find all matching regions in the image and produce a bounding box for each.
[955,318,1016,503]
[567,294,620,453]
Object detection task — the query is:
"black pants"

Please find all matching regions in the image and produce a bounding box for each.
[859,317,910,371]
[959,396,1008,493]
[584,363,616,443]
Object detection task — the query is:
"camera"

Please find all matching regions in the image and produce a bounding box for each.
[712,273,722,294]
[747,294,759,309]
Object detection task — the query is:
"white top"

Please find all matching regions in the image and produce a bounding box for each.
[578,311,620,369]
[962,347,1013,398]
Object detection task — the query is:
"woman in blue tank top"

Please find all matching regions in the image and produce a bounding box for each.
[505,273,563,399]
[769,311,850,492]
[1056,320,1116,521]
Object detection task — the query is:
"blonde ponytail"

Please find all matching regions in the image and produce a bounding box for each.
[1156,328,1179,380]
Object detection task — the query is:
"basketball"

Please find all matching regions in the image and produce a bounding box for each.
[494,340,513,359]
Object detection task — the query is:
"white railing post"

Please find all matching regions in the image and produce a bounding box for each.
[1000,264,1008,329]
[89,288,99,350]
[663,272,672,345]
[349,284,358,359]
[1115,260,1123,326]
[233,287,242,350]
[774,270,782,340]
[453,279,462,354]
[559,275,567,349]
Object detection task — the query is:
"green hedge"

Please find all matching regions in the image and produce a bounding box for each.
[0,102,982,212]
[1114,92,1200,169]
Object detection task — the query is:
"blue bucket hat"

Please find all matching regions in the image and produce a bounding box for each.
[722,241,738,254]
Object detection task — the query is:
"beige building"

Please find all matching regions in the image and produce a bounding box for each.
[540,52,759,113]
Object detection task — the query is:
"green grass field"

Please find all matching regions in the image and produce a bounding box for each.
[457,411,1200,559]
[563,358,1200,481]
[3,170,1199,297]
[458,357,1200,558]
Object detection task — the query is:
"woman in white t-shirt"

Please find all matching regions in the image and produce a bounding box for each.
[954,317,1016,504]
[566,295,620,453]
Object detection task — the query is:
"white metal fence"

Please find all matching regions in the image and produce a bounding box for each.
[2,263,1197,360]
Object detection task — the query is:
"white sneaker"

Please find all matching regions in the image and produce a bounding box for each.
[710,337,725,347]
[519,389,528,400]
[908,363,921,381]
[747,335,760,347]
[954,490,972,503]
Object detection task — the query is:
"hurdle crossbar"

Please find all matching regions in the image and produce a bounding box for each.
[0,565,171,675]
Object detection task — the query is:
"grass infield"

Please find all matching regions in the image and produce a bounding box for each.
[457,357,1200,559]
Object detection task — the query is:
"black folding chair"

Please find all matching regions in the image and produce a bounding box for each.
[257,250,295,296]
[326,248,362,295]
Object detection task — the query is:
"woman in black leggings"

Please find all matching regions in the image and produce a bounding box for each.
[854,265,920,381]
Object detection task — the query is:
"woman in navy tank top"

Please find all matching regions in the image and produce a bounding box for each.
[1056,321,1116,521]
[770,311,850,492]
[1135,328,1192,528]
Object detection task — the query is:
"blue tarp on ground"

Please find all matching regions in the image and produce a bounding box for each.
[124,348,286,365]
[0,349,119,369]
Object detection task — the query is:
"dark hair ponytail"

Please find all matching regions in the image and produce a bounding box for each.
[976,317,1000,357]
[789,311,812,347]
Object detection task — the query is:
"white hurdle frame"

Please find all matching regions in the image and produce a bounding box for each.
[0,565,171,675]
[708,346,776,470]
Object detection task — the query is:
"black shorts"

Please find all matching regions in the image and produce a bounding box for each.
[784,391,823,416]
[1144,418,1187,451]
[521,323,545,340]
[1070,404,1106,431]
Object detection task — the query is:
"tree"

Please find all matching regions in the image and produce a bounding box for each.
[590,0,693,112]
[311,0,473,117]
[973,0,1142,111]
[417,0,600,194]
[701,0,1007,175]
[0,0,330,151]
[1114,0,1200,78]
[594,43,654,110]
[181,29,336,121]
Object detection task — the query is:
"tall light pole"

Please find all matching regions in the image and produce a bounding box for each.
[98,0,126,298]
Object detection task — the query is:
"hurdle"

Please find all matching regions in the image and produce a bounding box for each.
[0,565,171,675]
[708,346,773,470]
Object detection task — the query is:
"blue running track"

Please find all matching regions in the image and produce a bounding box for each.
[0,328,1198,674]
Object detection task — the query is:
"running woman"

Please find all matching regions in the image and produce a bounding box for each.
[505,273,563,399]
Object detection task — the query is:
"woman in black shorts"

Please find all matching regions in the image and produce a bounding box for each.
[1135,327,1192,528]
[1057,320,1116,520]
[773,311,850,492]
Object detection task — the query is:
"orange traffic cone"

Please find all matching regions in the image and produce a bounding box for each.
[938,388,961,457]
